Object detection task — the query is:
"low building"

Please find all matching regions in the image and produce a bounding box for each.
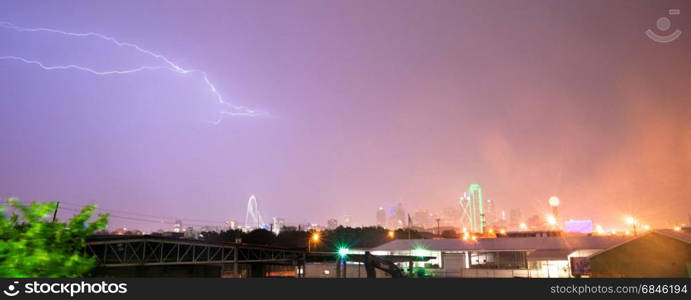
[370,235,631,278]
[589,229,691,278]
[303,252,433,278]
[304,262,391,278]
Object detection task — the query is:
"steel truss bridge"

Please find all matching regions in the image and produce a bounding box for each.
[85,235,305,276]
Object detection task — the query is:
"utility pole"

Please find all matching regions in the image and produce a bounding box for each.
[436,218,441,236]
[52,201,60,222]
[407,214,412,240]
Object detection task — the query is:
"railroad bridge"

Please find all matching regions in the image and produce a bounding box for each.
[85,235,305,277]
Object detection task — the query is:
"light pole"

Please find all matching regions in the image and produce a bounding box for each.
[548,196,560,229]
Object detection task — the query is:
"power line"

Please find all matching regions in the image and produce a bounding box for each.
[5,199,235,230]
[58,207,223,229]
[57,200,228,224]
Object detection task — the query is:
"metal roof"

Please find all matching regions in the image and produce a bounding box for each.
[587,229,691,258]
[371,236,632,252]
[526,249,573,261]
[654,229,691,244]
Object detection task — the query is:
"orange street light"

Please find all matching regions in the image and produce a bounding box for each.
[625,216,635,225]
[625,216,638,236]
[308,232,321,252]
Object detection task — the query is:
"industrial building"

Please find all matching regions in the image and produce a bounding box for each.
[368,235,631,278]
[589,229,691,278]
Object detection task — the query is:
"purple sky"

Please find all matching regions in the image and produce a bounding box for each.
[1,0,690,231]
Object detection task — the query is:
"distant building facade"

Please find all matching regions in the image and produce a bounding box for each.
[173,220,183,233]
[272,217,285,235]
[327,218,338,230]
[414,210,431,228]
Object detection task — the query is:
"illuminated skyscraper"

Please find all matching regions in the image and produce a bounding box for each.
[173,220,182,233]
[272,217,285,235]
[467,183,485,234]
[485,198,496,225]
[393,203,406,229]
[227,220,238,230]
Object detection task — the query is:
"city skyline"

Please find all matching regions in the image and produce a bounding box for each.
[1,0,690,232]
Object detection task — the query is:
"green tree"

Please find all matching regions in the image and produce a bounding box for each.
[0,197,108,277]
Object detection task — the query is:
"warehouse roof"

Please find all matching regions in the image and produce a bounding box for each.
[371,236,631,252]
[654,229,691,244]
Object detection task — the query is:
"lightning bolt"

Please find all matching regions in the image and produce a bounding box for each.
[0,21,266,123]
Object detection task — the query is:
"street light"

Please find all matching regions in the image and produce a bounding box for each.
[625,216,635,225]
[308,232,320,252]
[388,230,395,239]
[412,247,428,258]
[625,216,637,236]
[337,247,349,258]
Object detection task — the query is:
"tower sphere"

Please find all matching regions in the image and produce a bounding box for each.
[548,196,560,207]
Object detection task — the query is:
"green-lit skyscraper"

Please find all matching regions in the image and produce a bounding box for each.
[467,183,485,234]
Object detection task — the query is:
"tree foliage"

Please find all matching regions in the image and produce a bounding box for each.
[0,198,108,277]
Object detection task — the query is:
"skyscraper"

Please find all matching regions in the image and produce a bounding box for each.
[272,217,285,235]
[342,215,352,227]
[376,207,387,227]
[485,198,496,225]
[327,218,338,229]
[467,183,485,234]
[392,203,406,229]
[509,209,522,230]
[173,220,182,233]
[227,220,238,230]
[413,210,431,228]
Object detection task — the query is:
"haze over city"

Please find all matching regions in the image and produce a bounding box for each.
[1,0,690,232]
